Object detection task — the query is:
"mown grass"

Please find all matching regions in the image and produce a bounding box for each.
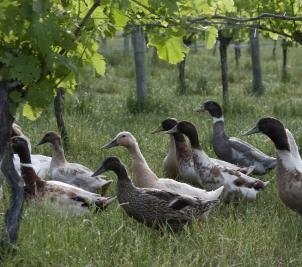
[2,39,302,266]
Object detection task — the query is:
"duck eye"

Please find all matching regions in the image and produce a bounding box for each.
[121,135,126,138]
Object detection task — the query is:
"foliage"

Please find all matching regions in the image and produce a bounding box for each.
[2,0,302,121]
[0,0,107,120]
[2,42,302,266]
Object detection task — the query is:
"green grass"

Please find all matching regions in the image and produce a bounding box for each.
[2,40,302,266]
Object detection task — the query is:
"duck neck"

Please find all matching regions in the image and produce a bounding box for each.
[127,141,158,186]
[51,140,67,166]
[114,164,131,182]
[173,133,189,154]
[213,117,226,137]
[16,146,32,165]
[21,166,39,185]
[184,130,201,150]
[168,134,176,155]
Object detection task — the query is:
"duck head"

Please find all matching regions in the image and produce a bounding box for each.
[194,100,223,119]
[11,136,31,163]
[37,132,62,146]
[92,157,129,181]
[151,118,178,133]
[244,117,290,151]
[165,121,201,148]
[102,131,137,149]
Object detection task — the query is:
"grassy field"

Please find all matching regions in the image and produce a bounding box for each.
[2,40,302,266]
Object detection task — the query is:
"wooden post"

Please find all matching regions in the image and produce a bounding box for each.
[131,26,148,102]
[250,28,264,94]
[218,31,232,108]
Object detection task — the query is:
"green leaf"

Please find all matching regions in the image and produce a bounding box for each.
[205,26,218,49]
[58,73,76,94]
[22,102,43,121]
[148,35,189,64]
[91,52,106,75]
[26,79,55,108]
[32,0,51,14]
[9,54,41,84]
[111,8,129,29]
[268,31,279,40]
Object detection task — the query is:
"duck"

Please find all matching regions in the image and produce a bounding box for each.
[11,136,115,215]
[244,117,302,215]
[194,100,276,175]
[152,119,178,179]
[152,118,254,187]
[11,123,51,179]
[92,157,218,231]
[102,131,224,201]
[37,132,112,194]
[165,121,269,201]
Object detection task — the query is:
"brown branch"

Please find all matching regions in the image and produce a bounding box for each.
[189,13,302,24]
[59,0,101,56]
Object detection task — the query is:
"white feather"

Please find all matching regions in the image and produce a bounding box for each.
[277,129,302,172]
[213,116,224,123]
[156,179,224,201]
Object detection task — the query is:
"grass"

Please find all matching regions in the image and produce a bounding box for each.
[2,39,302,266]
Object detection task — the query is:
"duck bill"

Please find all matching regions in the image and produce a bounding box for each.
[151,125,164,134]
[101,139,118,149]
[193,106,205,113]
[243,126,260,136]
[164,125,178,134]
[92,165,107,177]
[37,137,47,146]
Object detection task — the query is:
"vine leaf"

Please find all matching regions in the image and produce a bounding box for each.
[22,102,43,121]
[9,54,41,85]
[149,35,189,64]
[205,26,218,49]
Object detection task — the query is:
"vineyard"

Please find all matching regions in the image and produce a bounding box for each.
[1,1,302,266]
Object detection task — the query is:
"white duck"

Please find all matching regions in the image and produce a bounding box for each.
[11,136,115,215]
[102,131,224,201]
[166,121,269,201]
[38,132,112,194]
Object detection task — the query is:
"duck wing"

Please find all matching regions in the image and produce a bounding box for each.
[52,164,111,193]
[229,137,275,163]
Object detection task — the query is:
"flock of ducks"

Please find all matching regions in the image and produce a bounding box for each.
[2,100,302,231]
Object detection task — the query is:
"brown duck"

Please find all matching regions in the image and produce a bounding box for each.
[153,118,254,187]
[11,136,115,215]
[92,157,218,231]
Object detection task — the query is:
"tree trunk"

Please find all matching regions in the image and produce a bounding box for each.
[131,26,148,102]
[177,37,192,94]
[218,31,232,108]
[272,40,277,59]
[54,88,68,148]
[193,41,198,53]
[212,40,218,56]
[178,56,186,94]
[234,41,241,67]
[123,35,130,55]
[100,37,107,54]
[281,39,289,81]
[250,29,264,94]
[0,82,24,256]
